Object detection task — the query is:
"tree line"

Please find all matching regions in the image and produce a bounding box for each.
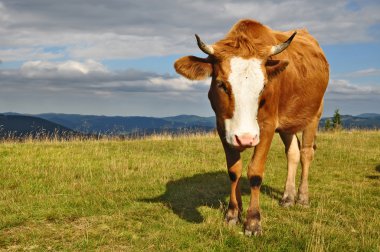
[324,109,342,131]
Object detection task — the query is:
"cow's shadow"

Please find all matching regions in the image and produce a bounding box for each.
[140,171,282,223]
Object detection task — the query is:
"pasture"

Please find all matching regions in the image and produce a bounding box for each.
[0,131,379,251]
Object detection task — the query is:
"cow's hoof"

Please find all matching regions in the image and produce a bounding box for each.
[297,193,309,207]
[296,199,310,208]
[243,220,262,237]
[244,224,262,237]
[280,197,295,207]
[226,217,239,226]
[225,213,241,226]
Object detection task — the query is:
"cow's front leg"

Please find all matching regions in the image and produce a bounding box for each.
[244,128,275,236]
[223,143,243,225]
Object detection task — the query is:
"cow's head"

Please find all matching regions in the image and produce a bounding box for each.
[174,26,296,150]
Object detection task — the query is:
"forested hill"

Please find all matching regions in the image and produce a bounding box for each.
[319,113,380,129]
[0,114,76,138]
[1,112,378,138]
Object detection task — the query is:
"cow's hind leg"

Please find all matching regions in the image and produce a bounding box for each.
[279,132,300,207]
[223,144,243,225]
[298,119,319,206]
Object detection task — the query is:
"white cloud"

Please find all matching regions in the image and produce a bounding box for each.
[149,77,208,91]
[346,68,380,77]
[0,0,379,61]
[20,59,109,78]
[0,47,65,62]
[327,79,380,96]
[1,59,209,94]
[0,59,213,116]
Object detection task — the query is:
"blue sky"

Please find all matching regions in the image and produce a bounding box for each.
[0,0,379,117]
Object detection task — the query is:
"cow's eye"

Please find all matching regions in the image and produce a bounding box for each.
[217,81,228,93]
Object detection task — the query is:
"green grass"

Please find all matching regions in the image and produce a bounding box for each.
[0,131,379,251]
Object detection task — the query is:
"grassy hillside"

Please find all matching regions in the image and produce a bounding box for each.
[0,131,379,251]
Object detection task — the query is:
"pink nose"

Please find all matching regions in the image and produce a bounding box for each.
[234,134,259,148]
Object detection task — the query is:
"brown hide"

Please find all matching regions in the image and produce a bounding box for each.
[267,28,329,133]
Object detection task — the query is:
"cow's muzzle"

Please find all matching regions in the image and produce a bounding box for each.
[232,133,260,149]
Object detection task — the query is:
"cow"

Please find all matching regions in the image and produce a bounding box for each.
[174,19,329,236]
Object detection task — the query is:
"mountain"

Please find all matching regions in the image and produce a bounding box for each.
[163,115,215,127]
[35,113,216,135]
[2,112,378,139]
[38,112,378,133]
[356,113,380,119]
[319,113,380,129]
[0,114,77,138]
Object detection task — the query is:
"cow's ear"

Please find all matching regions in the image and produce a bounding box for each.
[174,56,212,80]
[265,59,289,78]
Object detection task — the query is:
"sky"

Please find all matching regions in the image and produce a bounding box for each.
[0,0,379,117]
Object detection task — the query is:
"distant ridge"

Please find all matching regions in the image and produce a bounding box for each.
[35,113,216,135]
[319,113,380,129]
[356,113,380,118]
[1,112,379,138]
[35,112,380,133]
[163,115,215,127]
[0,114,77,139]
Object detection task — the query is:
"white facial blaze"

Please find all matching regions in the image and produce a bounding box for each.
[225,57,265,145]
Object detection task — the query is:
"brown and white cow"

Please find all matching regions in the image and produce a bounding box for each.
[174,19,329,236]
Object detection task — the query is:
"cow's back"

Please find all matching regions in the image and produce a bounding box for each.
[271,29,329,132]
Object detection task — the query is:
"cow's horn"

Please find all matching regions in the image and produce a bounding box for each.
[195,34,214,55]
[270,31,297,56]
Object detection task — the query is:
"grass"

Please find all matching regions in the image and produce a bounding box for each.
[0,131,379,251]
